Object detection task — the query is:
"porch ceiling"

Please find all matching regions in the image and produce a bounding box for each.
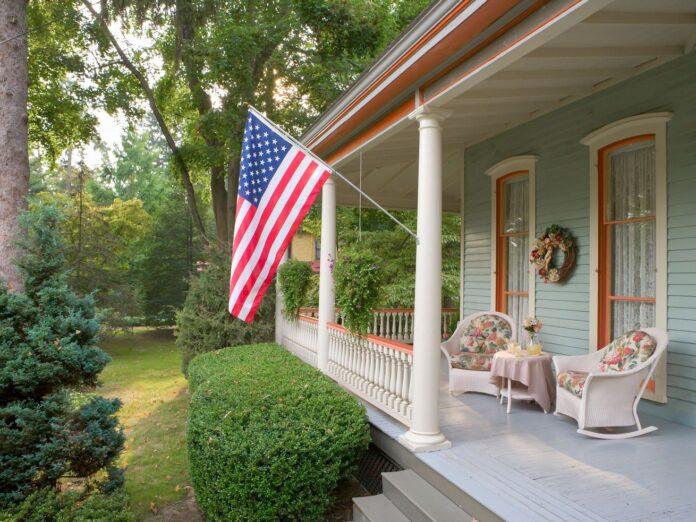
[329,0,696,212]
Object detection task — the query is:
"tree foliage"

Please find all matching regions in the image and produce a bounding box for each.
[96,0,431,244]
[28,1,139,163]
[0,205,125,506]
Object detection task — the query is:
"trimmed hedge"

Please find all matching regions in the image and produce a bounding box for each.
[187,344,370,521]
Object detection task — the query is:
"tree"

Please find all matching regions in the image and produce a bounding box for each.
[91,0,430,246]
[0,0,30,292]
[0,205,125,506]
[33,190,151,324]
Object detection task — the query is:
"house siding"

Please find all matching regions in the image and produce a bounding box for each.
[462,50,696,426]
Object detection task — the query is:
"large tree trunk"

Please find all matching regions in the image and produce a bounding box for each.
[210,166,228,247]
[0,0,29,292]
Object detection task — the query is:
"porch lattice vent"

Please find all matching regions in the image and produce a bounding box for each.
[356,443,403,495]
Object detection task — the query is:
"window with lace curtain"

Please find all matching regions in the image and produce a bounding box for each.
[496,172,529,337]
[598,135,656,347]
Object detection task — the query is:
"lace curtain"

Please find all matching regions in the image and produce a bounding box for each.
[503,177,529,338]
[607,141,656,338]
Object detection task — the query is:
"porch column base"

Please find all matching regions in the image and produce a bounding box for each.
[398,429,451,453]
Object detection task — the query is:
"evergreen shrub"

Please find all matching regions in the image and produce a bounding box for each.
[277,259,313,319]
[0,206,125,507]
[176,249,275,375]
[0,488,133,522]
[187,344,370,521]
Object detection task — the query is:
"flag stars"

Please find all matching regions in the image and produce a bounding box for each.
[238,112,292,206]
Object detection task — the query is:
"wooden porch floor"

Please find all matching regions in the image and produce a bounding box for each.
[366,356,696,522]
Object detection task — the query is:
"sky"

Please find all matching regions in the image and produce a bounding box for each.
[83,110,126,168]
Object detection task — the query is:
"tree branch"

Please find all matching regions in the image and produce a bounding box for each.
[81,0,209,247]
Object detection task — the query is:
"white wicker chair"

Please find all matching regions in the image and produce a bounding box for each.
[553,327,668,439]
[441,311,516,397]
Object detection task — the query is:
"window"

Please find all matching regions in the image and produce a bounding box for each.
[582,113,670,403]
[487,156,537,337]
[496,172,529,332]
[598,136,656,346]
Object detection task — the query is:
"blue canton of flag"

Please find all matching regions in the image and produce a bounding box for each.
[239,112,292,206]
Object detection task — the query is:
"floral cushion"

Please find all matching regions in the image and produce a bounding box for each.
[557,371,588,398]
[459,314,512,355]
[598,330,657,373]
[451,352,494,372]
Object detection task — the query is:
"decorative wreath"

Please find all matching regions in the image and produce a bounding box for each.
[529,224,576,283]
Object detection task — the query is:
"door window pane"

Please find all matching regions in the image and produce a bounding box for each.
[610,221,656,298]
[503,177,528,233]
[506,236,529,293]
[606,142,655,221]
[507,294,529,341]
[611,301,655,340]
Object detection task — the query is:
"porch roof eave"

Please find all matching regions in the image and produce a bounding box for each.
[307,0,696,213]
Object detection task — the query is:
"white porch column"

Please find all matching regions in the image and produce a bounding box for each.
[317,176,336,372]
[399,108,451,453]
[275,249,289,345]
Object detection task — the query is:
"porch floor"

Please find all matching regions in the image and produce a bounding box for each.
[366,356,696,522]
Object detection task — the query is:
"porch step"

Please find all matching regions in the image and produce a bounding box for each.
[352,494,409,522]
[353,469,474,522]
[383,469,473,521]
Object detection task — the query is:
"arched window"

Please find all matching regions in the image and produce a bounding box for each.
[487,156,537,336]
[582,113,670,403]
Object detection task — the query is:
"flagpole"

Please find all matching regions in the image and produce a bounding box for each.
[249,107,420,245]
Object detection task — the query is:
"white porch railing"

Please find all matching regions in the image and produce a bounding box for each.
[281,314,318,366]
[298,307,458,343]
[326,322,413,426]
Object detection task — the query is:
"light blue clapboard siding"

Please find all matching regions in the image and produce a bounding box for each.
[462,50,696,427]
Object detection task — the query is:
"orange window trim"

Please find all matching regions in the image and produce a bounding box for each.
[495,171,528,314]
[597,134,656,347]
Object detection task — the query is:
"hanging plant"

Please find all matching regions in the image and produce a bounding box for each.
[277,260,314,320]
[529,224,577,283]
[334,249,383,336]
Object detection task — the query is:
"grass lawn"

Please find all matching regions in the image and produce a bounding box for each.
[100,328,195,521]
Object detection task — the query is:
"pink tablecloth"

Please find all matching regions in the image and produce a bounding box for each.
[490,352,556,413]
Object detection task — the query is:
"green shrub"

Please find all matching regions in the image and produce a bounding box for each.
[0,488,134,522]
[0,206,124,507]
[277,260,314,319]
[187,344,370,521]
[176,249,275,375]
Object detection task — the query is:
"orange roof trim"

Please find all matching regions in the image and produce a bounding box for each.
[310,0,524,157]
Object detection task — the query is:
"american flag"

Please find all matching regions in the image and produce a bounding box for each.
[228,108,331,322]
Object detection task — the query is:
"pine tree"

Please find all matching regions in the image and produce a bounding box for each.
[0,205,125,506]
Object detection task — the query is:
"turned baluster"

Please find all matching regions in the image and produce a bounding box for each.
[366,341,376,395]
[388,349,397,407]
[394,355,404,412]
